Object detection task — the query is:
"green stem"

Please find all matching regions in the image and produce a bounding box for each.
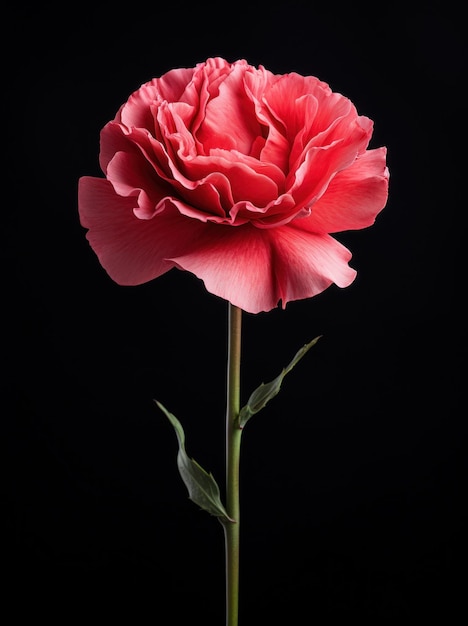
[223,303,243,626]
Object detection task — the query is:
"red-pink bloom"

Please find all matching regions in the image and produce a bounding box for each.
[78,57,389,313]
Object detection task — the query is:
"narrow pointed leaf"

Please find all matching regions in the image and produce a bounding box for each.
[238,335,322,428]
[155,401,234,523]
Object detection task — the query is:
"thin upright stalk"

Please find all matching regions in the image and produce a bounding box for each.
[223,303,243,626]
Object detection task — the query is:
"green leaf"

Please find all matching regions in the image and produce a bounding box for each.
[238,335,322,428]
[155,401,234,524]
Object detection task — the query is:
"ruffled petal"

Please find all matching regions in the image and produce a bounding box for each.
[99,121,132,174]
[180,149,280,208]
[196,61,261,154]
[78,177,207,285]
[170,222,356,313]
[170,225,278,313]
[288,116,373,209]
[106,150,170,218]
[262,72,330,137]
[269,226,357,307]
[243,67,291,173]
[118,67,196,129]
[296,147,389,234]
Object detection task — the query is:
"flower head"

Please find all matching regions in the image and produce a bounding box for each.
[78,57,389,313]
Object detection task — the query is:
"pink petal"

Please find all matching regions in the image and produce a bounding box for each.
[270,226,357,307]
[297,147,389,234]
[106,150,170,218]
[99,121,132,174]
[118,67,196,129]
[78,177,207,285]
[180,149,280,208]
[196,62,262,154]
[262,72,329,135]
[288,116,373,209]
[99,122,229,221]
[243,67,291,173]
[170,225,278,313]
[170,222,357,313]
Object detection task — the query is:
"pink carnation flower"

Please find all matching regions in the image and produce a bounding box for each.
[78,57,389,313]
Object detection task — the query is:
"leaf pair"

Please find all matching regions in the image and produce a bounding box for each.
[156,335,321,523]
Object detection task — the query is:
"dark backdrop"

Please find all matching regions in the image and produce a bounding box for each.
[4,3,466,623]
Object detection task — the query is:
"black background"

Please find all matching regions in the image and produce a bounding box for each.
[4,2,466,623]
